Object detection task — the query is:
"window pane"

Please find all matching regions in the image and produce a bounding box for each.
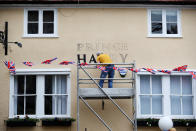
[56,96,67,115]
[171,96,181,115]
[28,11,38,21]
[28,23,38,34]
[167,23,177,34]
[45,96,53,115]
[57,75,67,94]
[170,76,181,94]
[151,10,162,21]
[26,96,36,114]
[152,96,162,114]
[43,11,54,22]
[182,76,192,95]
[166,10,177,22]
[140,76,150,94]
[17,96,24,115]
[140,96,150,114]
[43,23,54,34]
[45,75,53,94]
[152,76,162,94]
[17,75,24,94]
[152,23,162,34]
[182,96,193,115]
[26,75,36,94]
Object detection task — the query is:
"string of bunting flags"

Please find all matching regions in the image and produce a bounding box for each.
[2,57,196,80]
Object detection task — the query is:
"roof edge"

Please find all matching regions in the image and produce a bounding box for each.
[0,4,196,8]
[0,1,196,5]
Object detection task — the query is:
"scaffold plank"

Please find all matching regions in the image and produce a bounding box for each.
[79,88,134,99]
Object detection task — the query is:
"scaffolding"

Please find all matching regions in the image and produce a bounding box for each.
[77,62,137,131]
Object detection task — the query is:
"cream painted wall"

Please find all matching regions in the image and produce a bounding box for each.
[0,7,196,131]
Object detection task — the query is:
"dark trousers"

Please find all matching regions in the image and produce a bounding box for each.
[99,65,115,88]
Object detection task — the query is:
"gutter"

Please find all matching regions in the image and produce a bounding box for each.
[0,4,196,9]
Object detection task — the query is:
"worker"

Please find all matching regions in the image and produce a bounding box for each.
[96,51,115,88]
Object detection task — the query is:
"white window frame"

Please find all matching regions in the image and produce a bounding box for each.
[23,8,58,38]
[139,75,163,116]
[147,8,182,38]
[136,71,196,119]
[9,69,71,119]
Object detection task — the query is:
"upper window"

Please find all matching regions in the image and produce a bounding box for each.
[24,9,57,37]
[9,69,71,118]
[148,9,181,37]
[137,72,195,119]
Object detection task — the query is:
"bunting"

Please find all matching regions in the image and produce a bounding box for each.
[142,68,156,74]
[59,61,75,65]
[4,61,15,74]
[3,59,196,80]
[172,65,188,72]
[79,62,88,66]
[23,62,33,66]
[157,69,171,74]
[41,57,57,64]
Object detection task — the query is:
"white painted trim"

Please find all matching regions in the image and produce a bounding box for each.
[137,71,193,75]
[147,8,182,38]
[23,8,58,38]
[39,9,43,35]
[9,75,15,118]
[22,34,59,38]
[14,69,70,75]
[162,76,170,116]
[36,75,45,118]
[136,75,141,118]
[67,74,71,117]
[193,78,196,119]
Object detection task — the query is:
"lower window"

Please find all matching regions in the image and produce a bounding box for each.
[137,73,195,119]
[9,69,71,118]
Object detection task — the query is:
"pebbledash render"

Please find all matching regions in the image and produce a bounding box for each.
[0,0,196,131]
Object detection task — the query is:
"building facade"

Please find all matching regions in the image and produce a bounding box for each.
[0,0,196,131]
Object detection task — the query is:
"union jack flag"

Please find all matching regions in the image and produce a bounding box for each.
[42,57,57,64]
[23,62,33,66]
[59,61,75,65]
[172,65,188,72]
[4,61,16,74]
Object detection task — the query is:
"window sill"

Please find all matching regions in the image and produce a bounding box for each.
[22,34,59,38]
[147,34,182,38]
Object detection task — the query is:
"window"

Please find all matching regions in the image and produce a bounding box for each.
[170,76,193,115]
[140,75,162,115]
[45,75,68,115]
[14,75,36,115]
[137,72,195,119]
[148,9,181,37]
[9,69,71,118]
[24,9,57,37]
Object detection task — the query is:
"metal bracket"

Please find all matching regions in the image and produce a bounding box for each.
[102,100,104,110]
